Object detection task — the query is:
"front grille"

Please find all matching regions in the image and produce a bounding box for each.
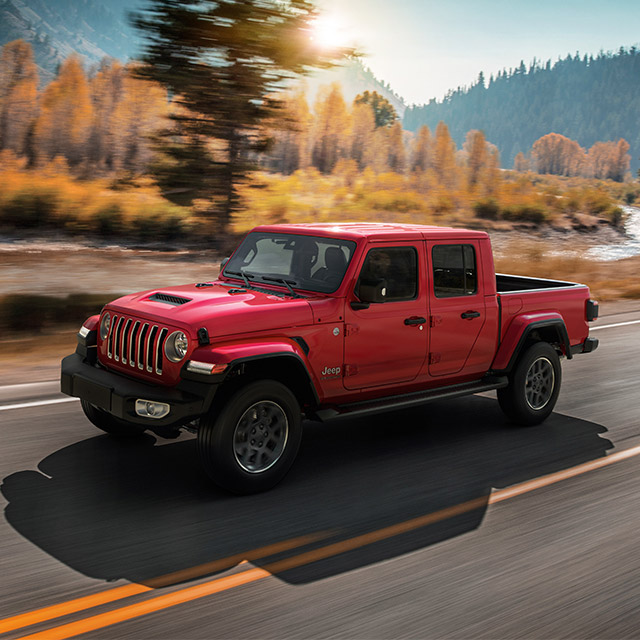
[105,314,170,375]
[149,293,191,306]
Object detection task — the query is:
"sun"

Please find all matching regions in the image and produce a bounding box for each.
[309,14,352,51]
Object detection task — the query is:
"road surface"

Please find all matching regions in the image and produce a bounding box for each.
[1,306,639,639]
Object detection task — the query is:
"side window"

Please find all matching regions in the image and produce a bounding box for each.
[356,247,418,302]
[432,244,477,298]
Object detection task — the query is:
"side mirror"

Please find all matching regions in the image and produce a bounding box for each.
[220,257,230,272]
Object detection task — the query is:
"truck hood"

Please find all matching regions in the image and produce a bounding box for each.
[106,282,314,339]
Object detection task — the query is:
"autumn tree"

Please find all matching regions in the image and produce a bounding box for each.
[531,133,585,176]
[513,151,530,172]
[350,101,375,169]
[134,0,350,233]
[0,40,38,157]
[264,87,312,174]
[35,55,93,167]
[112,68,168,173]
[587,139,630,181]
[462,129,488,188]
[354,90,397,128]
[88,59,125,170]
[432,121,457,186]
[312,83,350,173]
[410,125,431,172]
[387,120,406,173]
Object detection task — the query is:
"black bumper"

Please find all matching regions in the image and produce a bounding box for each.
[61,353,219,429]
[570,337,599,355]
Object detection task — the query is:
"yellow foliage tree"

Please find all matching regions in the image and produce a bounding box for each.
[112,67,167,173]
[265,87,312,174]
[88,59,125,170]
[410,125,431,172]
[350,101,375,169]
[312,83,350,173]
[35,55,93,167]
[463,129,488,188]
[0,40,38,157]
[531,133,585,177]
[432,121,457,187]
[387,121,406,173]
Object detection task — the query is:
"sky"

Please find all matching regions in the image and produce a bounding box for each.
[317,0,640,105]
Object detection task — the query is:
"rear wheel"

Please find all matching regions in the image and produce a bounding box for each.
[497,342,561,426]
[81,400,146,437]
[197,380,302,494]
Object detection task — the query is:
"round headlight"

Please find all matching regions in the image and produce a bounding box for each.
[165,331,189,362]
[100,313,111,340]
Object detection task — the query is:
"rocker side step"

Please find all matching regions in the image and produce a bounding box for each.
[312,376,509,422]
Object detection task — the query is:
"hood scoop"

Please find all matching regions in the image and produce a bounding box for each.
[148,292,192,306]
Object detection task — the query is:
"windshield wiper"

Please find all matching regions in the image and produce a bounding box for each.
[225,270,256,289]
[262,276,302,298]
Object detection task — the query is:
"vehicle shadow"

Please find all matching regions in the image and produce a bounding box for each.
[1,395,612,587]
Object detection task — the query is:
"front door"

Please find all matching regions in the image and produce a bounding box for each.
[343,243,428,390]
[428,241,486,376]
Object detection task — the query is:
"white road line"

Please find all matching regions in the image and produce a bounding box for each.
[0,380,59,392]
[590,320,640,331]
[0,397,79,412]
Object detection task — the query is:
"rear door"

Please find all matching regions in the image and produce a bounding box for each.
[343,242,428,390]
[427,240,486,376]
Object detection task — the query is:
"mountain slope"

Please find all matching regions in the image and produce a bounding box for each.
[0,0,141,81]
[404,48,640,172]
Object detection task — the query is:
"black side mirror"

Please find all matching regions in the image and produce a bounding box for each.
[220,257,230,272]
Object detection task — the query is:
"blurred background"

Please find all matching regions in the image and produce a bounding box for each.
[1,0,640,375]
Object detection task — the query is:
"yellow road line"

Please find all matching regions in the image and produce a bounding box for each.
[17,569,271,640]
[12,442,640,640]
[0,533,327,634]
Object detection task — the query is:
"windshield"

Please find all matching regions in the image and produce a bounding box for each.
[223,232,357,294]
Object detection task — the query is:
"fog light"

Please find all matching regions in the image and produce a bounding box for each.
[135,399,170,419]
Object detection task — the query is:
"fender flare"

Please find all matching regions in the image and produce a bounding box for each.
[492,313,571,373]
[184,338,320,405]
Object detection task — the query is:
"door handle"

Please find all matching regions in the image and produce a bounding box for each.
[404,316,427,326]
[461,311,481,319]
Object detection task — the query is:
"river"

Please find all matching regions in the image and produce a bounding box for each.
[587,205,640,261]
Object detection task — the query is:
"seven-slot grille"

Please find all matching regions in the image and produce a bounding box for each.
[104,314,170,375]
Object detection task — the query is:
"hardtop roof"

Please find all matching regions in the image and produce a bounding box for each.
[250,222,489,242]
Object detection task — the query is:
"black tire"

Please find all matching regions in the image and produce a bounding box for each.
[497,342,561,426]
[197,380,302,494]
[81,400,146,437]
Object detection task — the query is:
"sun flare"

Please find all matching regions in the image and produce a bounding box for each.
[310,14,352,50]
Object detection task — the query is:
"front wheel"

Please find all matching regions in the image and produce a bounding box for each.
[497,342,561,426]
[81,400,146,437]
[197,380,302,494]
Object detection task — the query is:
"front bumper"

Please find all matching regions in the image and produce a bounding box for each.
[61,353,219,429]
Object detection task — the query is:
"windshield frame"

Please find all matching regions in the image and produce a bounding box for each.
[221,232,358,295]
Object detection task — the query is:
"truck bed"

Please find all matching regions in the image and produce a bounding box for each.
[496,273,585,293]
[496,273,590,350]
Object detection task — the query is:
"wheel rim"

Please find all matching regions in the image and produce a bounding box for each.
[233,401,289,474]
[525,356,555,410]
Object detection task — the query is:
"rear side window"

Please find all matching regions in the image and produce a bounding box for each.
[432,244,477,297]
[356,246,418,302]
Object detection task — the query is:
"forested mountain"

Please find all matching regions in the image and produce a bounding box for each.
[404,48,640,172]
[0,0,142,81]
[0,0,403,112]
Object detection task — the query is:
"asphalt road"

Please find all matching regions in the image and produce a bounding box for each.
[1,306,639,639]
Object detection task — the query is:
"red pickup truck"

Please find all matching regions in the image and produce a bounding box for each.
[61,223,599,493]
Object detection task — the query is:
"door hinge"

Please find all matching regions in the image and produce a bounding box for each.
[430,315,442,327]
[428,352,441,365]
[345,324,359,336]
[344,364,359,376]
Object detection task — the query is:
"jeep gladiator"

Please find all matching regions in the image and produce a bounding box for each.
[61,223,599,493]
